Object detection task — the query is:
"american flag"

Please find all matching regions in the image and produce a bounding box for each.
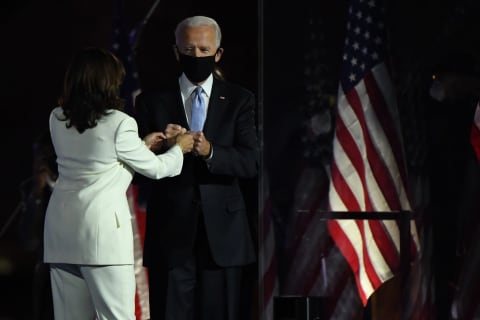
[127,185,150,319]
[327,0,420,306]
[471,101,480,161]
[111,4,149,319]
[282,167,364,319]
[111,11,141,117]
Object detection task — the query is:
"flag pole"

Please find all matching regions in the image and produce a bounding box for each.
[132,0,161,53]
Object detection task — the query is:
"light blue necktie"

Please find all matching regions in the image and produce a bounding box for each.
[191,86,206,131]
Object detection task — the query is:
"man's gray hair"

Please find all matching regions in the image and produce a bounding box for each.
[175,15,222,49]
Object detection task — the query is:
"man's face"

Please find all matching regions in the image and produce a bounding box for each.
[175,26,223,62]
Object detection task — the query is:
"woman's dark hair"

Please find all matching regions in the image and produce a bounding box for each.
[58,47,126,133]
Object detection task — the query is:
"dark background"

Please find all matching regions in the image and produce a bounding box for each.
[2,0,480,319]
[0,0,258,319]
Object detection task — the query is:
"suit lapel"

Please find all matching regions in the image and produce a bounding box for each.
[203,79,227,136]
[167,84,189,129]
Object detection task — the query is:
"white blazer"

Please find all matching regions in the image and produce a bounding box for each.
[44,107,182,265]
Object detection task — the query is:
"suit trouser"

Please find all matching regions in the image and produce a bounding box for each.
[148,217,243,320]
[49,263,136,320]
[148,259,242,320]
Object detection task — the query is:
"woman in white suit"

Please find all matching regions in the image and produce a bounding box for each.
[43,47,193,320]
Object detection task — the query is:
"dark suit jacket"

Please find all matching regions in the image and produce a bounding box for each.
[135,77,258,269]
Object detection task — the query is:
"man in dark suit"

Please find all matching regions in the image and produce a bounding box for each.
[135,15,258,320]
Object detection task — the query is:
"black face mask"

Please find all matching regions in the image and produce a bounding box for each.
[178,53,216,83]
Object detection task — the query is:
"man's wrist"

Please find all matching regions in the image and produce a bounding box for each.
[203,143,213,160]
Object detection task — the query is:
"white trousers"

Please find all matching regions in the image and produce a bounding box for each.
[50,263,136,320]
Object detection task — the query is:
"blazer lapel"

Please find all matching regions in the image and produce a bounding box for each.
[168,84,189,129]
[203,79,227,136]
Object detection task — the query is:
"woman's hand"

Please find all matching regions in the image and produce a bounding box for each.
[143,132,167,151]
[175,133,194,154]
[164,124,187,147]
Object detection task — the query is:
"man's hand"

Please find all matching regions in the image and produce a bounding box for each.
[191,131,211,158]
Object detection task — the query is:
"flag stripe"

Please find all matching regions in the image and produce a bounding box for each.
[361,222,384,290]
[367,70,409,189]
[346,83,386,211]
[345,75,402,212]
[367,220,399,273]
[331,114,364,210]
[328,220,370,304]
[363,75,402,210]
[127,185,150,319]
[364,70,410,209]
